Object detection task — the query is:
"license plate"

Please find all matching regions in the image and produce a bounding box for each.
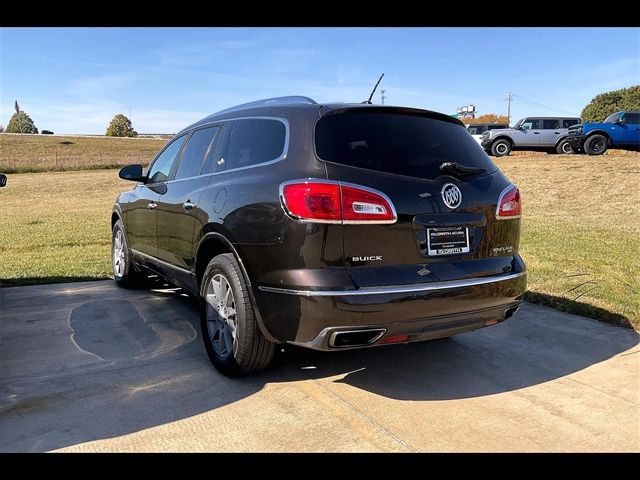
[426,227,470,256]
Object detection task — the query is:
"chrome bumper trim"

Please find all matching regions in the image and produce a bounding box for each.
[258,271,526,297]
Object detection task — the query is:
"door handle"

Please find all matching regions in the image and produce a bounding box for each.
[147,202,157,210]
[183,201,196,211]
[533,132,540,134]
[554,132,561,134]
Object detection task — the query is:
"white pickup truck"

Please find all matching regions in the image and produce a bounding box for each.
[466,123,508,145]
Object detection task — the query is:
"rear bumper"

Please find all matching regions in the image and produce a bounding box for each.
[253,260,527,349]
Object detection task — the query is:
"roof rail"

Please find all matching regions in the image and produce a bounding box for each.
[214,96,317,116]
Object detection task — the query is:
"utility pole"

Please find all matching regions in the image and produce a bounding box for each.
[381,89,386,105]
[507,92,512,124]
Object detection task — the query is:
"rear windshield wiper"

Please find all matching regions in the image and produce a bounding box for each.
[439,162,487,177]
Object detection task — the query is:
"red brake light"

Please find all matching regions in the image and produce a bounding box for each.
[281,182,341,222]
[280,180,397,224]
[496,184,521,219]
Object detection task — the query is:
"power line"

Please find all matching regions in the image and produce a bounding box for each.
[511,94,576,115]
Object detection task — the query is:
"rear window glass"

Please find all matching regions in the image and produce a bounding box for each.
[315,110,496,180]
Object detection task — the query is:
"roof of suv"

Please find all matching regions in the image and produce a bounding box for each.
[180,96,463,134]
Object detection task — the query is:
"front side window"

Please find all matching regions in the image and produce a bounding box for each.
[521,119,540,130]
[174,126,220,180]
[604,112,622,123]
[147,134,187,184]
[225,119,286,170]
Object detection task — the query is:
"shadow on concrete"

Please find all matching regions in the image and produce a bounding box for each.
[1,280,637,451]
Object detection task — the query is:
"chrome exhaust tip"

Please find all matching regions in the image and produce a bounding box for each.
[329,328,386,348]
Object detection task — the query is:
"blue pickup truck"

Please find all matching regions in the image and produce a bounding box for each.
[567,111,640,155]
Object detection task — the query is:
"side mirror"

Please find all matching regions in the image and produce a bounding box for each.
[118,164,146,182]
[614,118,624,124]
[0,174,7,187]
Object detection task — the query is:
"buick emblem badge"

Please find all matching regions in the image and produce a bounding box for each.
[441,183,462,209]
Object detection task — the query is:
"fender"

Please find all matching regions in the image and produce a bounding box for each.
[196,232,280,343]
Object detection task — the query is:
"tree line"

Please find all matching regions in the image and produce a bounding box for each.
[2,85,638,135]
[1,112,138,137]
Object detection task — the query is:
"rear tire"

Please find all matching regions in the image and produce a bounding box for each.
[556,139,574,154]
[491,139,512,157]
[584,134,608,155]
[200,253,275,376]
[112,220,145,288]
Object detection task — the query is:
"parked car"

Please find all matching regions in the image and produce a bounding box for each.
[41,130,54,135]
[481,116,581,156]
[112,96,527,376]
[566,111,640,155]
[466,123,508,145]
[0,174,6,187]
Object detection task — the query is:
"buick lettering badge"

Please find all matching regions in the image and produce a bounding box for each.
[441,183,462,209]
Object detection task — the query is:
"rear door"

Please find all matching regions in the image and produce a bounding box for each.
[315,108,520,288]
[541,118,562,146]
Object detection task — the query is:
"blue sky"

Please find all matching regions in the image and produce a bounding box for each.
[1,27,638,134]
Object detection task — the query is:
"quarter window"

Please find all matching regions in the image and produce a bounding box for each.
[225,119,286,170]
[147,134,187,184]
[563,119,580,128]
[174,126,220,180]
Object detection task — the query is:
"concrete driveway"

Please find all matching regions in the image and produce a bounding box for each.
[1,280,638,452]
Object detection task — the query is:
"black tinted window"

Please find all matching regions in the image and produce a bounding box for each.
[488,125,507,130]
[467,126,485,135]
[624,112,640,124]
[174,126,219,180]
[315,110,497,180]
[563,119,580,128]
[147,134,187,184]
[226,119,286,170]
[543,119,560,129]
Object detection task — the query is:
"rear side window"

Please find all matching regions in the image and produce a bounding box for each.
[563,119,580,128]
[543,119,560,129]
[174,126,219,180]
[315,110,497,180]
[225,119,286,170]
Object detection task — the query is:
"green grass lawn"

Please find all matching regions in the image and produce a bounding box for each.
[1,155,638,329]
[0,133,167,173]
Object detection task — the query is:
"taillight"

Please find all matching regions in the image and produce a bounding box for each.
[496,184,521,219]
[280,180,397,224]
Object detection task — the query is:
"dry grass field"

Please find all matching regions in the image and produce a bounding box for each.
[0,133,167,173]
[1,154,638,329]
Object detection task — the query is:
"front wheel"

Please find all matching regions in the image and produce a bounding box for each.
[112,220,145,288]
[491,139,512,157]
[200,253,275,376]
[556,139,574,154]
[584,134,608,155]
